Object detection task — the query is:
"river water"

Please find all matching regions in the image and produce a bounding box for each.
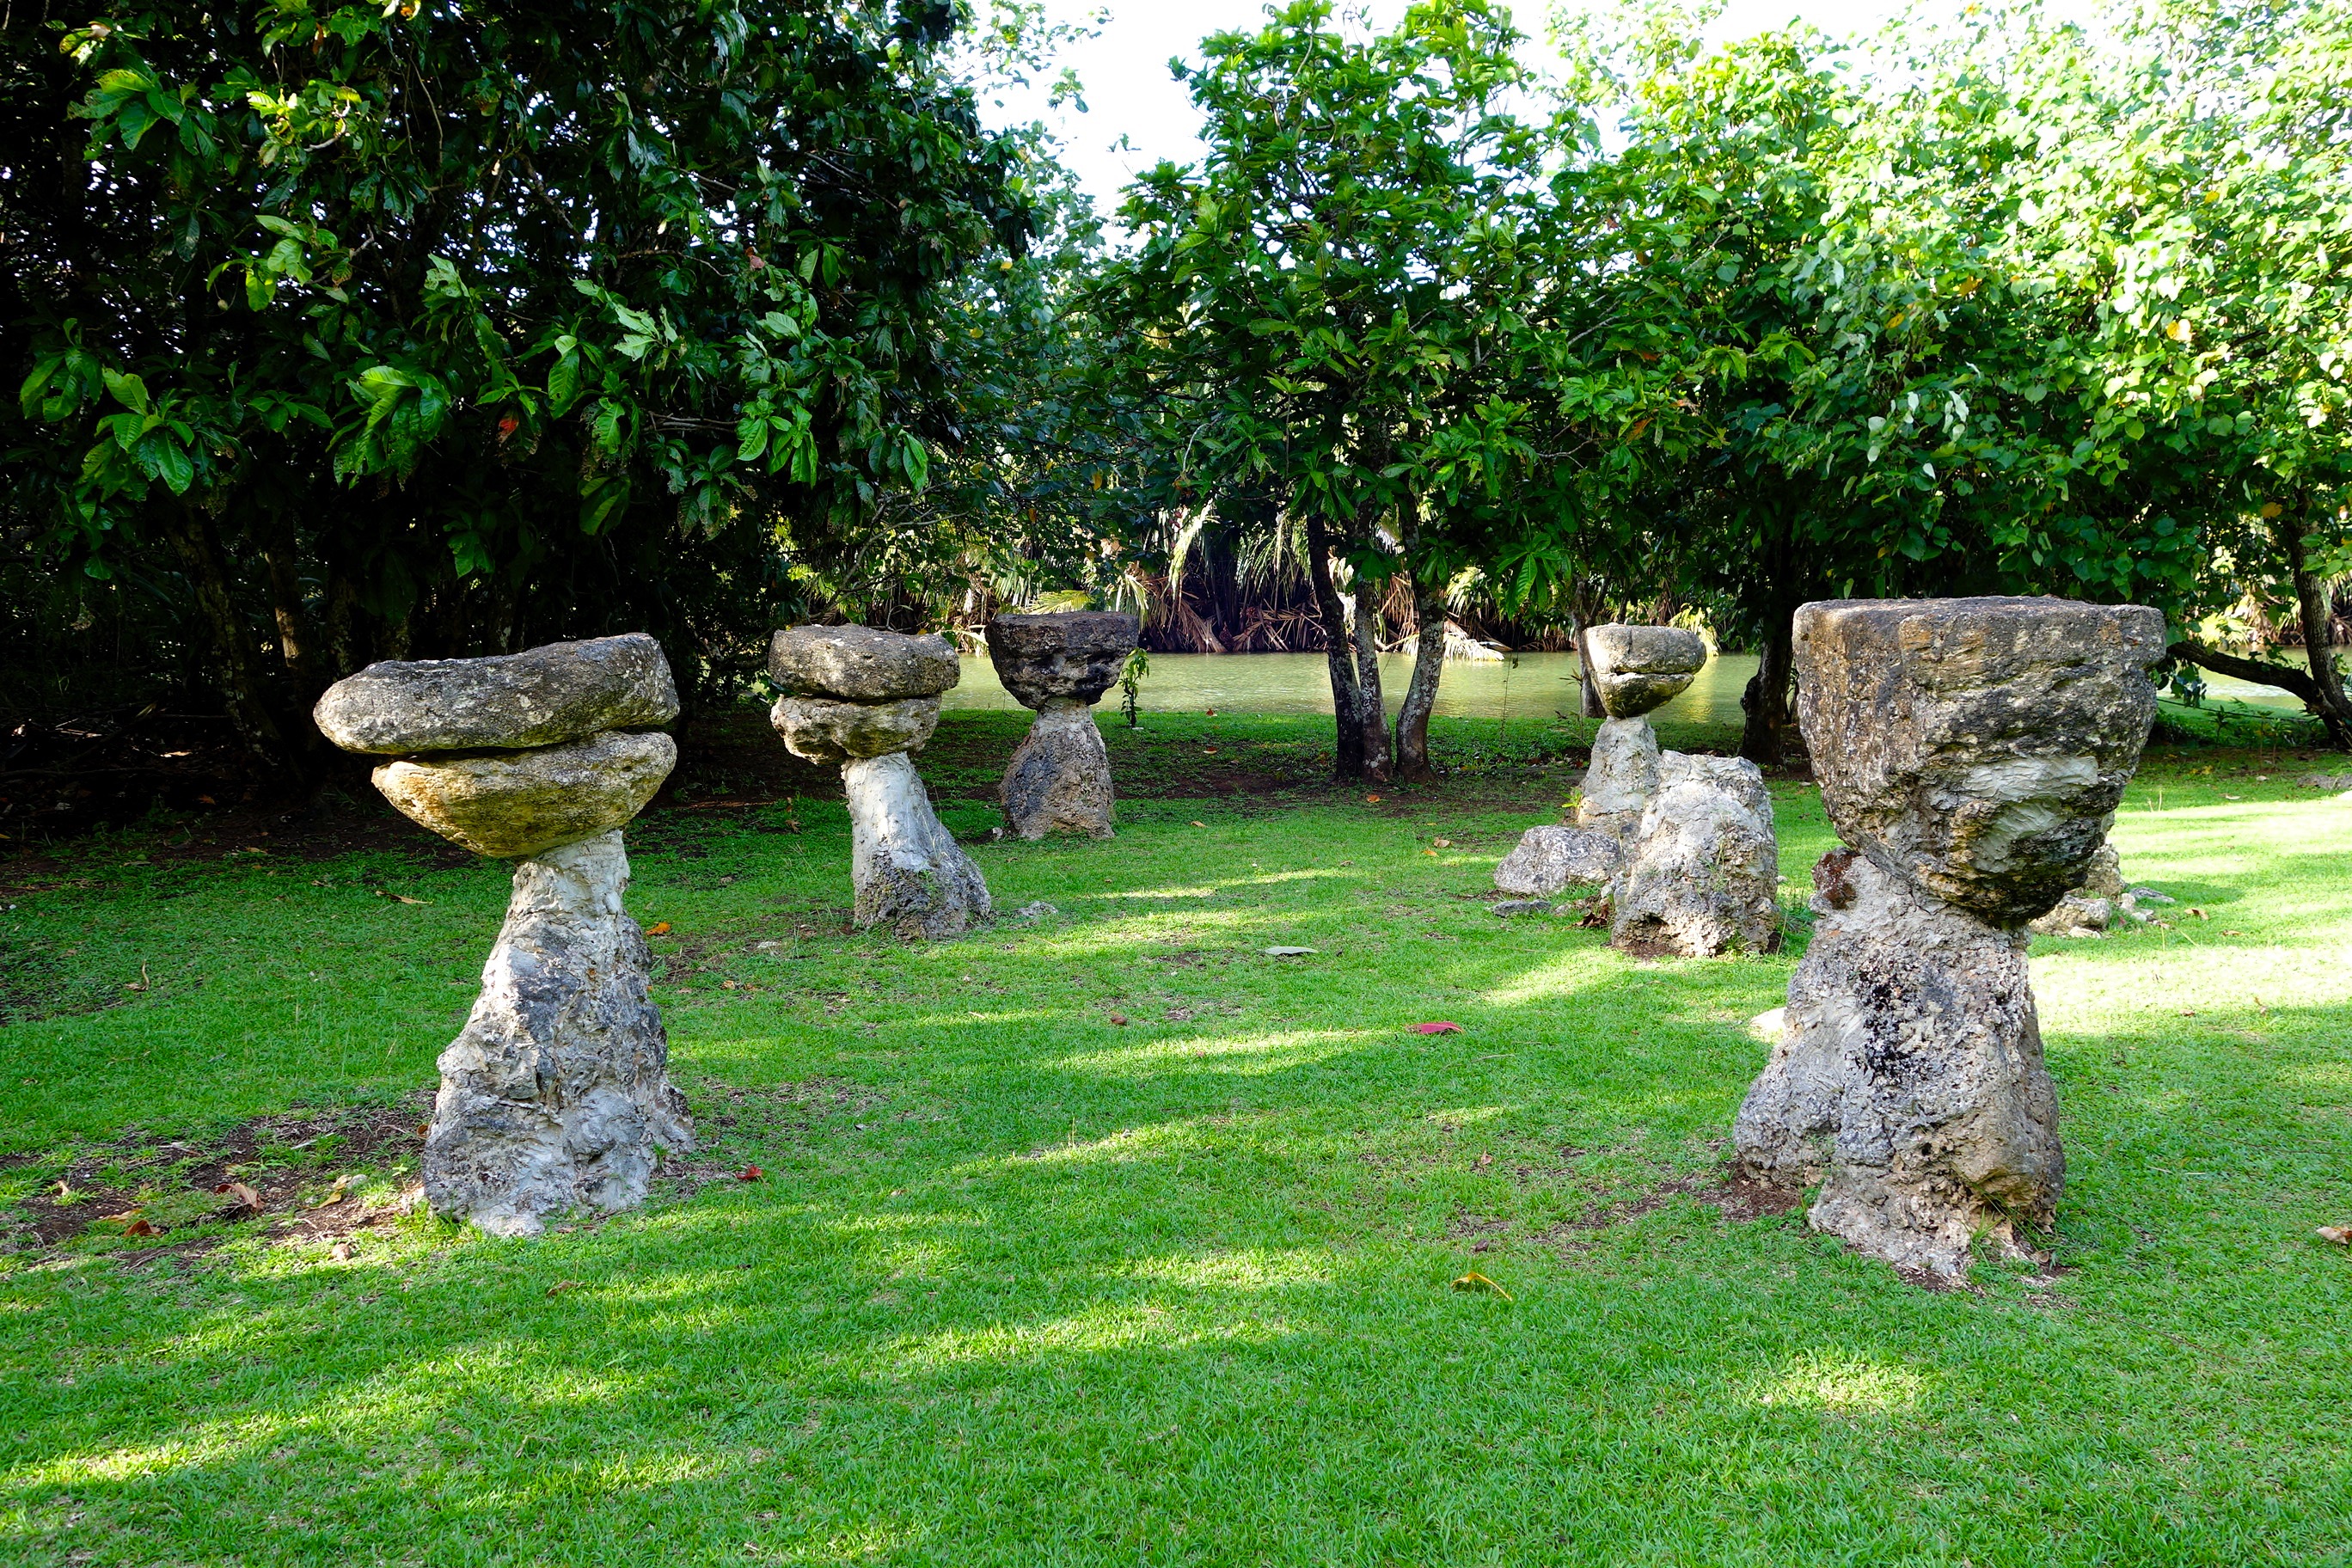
[942,648,2299,722]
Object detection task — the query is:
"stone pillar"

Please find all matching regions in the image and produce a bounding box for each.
[986,611,1137,840]
[1734,597,2165,1281]
[769,623,990,940]
[1576,624,1706,840]
[313,633,691,1237]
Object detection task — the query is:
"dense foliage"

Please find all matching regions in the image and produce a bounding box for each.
[4,0,2349,814]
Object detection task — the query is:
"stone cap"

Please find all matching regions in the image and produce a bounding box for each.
[1584,624,1706,718]
[314,634,677,755]
[770,695,940,764]
[1794,595,2166,923]
[769,624,960,702]
[371,730,676,858]
[988,611,1138,709]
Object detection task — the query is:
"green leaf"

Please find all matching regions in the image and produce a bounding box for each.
[101,369,150,415]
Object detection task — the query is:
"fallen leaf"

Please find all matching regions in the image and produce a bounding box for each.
[1431,837,1452,848]
[1262,946,1317,957]
[213,1180,263,1210]
[2222,929,2244,936]
[1452,1271,1513,1301]
[390,893,428,906]
[2318,1226,2351,1246]
[2179,1009,2196,1018]
[417,1124,431,1137]
[737,1166,763,1181]
[1204,707,1217,716]
[647,922,673,935]
[1474,1152,1492,1168]
[721,978,739,990]
[331,1242,354,1262]
[1413,1021,1465,1035]
[1107,1012,1130,1026]
[1189,821,1206,829]
[546,1279,579,1296]
[2224,794,2243,800]
[1365,793,1381,803]
[125,1218,156,1238]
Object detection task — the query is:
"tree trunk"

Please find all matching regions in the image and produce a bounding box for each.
[2278,497,2352,749]
[159,501,297,771]
[1740,602,1798,766]
[1575,623,1607,718]
[1393,567,1448,781]
[1353,574,1392,781]
[1306,513,1367,777]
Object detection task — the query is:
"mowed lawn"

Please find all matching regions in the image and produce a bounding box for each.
[3,714,2349,1566]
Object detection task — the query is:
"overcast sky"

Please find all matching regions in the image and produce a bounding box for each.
[975,0,1912,220]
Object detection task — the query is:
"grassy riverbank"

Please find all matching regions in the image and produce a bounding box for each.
[3,709,2349,1565]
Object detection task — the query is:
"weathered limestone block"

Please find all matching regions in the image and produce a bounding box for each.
[1658,750,1772,824]
[1611,774,1781,958]
[1493,824,1620,897]
[987,612,1137,839]
[844,753,993,939]
[1794,596,2166,926]
[1001,703,1115,840]
[769,695,940,763]
[313,633,677,753]
[313,634,690,1238]
[425,832,693,1237]
[988,611,1138,708]
[372,731,676,860]
[1577,716,1661,841]
[764,622,991,937]
[1735,852,2060,1280]
[1584,624,1707,719]
[769,623,960,702]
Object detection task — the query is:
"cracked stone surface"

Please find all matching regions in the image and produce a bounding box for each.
[313,633,678,754]
[769,624,960,702]
[1794,596,2165,926]
[1610,769,1781,958]
[315,634,689,1238]
[1583,624,1707,719]
[844,752,993,939]
[1001,701,1115,839]
[987,611,1137,709]
[424,832,693,1237]
[371,730,677,860]
[1493,824,1620,897]
[1577,716,1662,841]
[1736,597,2158,1282]
[1734,851,2060,1280]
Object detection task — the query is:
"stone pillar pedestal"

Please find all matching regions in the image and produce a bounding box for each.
[1001,698,1115,839]
[843,752,993,939]
[987,610,1136,841]
[313,633,692,1236]
[426,832,691,1236]
[1733,596,2166,1281]
[768,622,990,940]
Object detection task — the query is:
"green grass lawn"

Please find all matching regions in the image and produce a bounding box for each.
[3,710,2349,1566]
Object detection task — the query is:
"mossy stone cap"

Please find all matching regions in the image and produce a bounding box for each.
[314,633,678,754]
[769,624,961,702]
[1583,624,1707,718]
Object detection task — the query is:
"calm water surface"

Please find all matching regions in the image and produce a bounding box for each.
[944,649,2298,722]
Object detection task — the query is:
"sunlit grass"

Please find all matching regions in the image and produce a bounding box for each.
[2,718,2349,1564]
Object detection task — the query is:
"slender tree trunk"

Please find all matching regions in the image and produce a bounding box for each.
[1306,513,1367,777]
[1393,567,1448,781]
[2278,496,2352,749]
[1739,605,1798,766]
[159,501,297,771]
[1575,623,1607,718]
[1353,575,1392,781]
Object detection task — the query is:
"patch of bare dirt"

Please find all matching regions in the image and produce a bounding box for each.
[1536,1161,1806,1251]
[5,1094,434,1260]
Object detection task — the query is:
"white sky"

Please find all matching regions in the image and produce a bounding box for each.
[976,0,1912,221]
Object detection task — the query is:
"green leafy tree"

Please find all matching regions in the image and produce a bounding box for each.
[2,0,1036,771]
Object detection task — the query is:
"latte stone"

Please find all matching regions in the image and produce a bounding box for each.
[988,611,1138,840]
[1736,596,2162,1282]
[312,634,691,1236]
[1583,623,1708,720]
[769,623,990,938]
